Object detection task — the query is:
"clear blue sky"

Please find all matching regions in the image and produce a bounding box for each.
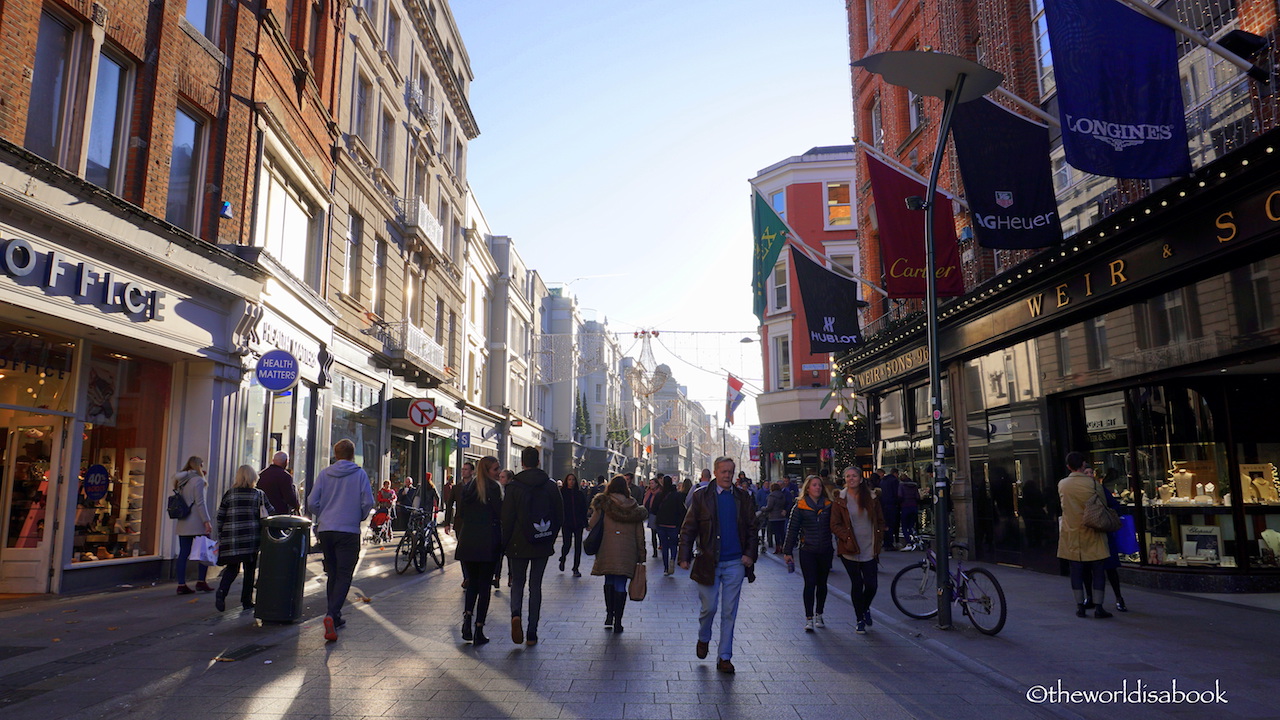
[451,0,854,435]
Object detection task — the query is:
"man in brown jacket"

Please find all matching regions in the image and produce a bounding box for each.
[1057,452,1113,619]
[678,456,758,674]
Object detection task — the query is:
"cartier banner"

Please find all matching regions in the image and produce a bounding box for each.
[865,155,963,298]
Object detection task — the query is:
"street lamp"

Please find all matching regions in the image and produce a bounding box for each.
[851,50,1002,629]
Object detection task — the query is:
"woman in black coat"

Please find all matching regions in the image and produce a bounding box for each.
[654,477,688,576]
[558,473,589,576]
[454,455,504,645]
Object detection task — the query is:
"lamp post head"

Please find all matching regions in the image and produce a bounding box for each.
[851,50,1003,101]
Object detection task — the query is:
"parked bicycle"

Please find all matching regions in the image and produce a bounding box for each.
[890,533,1007,635]
[394,505,444,574]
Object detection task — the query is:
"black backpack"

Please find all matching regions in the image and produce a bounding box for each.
[522,482,561,546]
[167,479,192,519]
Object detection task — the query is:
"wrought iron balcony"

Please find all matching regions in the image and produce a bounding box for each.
[373,319,448,386]
[405,196,444,256]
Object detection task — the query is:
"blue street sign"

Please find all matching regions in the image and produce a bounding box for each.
[458,431,471,448]
[256,349,300,392]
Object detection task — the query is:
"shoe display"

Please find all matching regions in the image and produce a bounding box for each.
[814,613,825,628]
[716,659,735,674]
[511,616,524,644]
[323,616,338,642]
[696,641,709,659]
[804,617,815,633]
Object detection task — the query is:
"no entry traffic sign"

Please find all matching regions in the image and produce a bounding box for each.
[408,398,438,427]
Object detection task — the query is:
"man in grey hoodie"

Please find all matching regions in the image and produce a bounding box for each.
[308,439,374,642]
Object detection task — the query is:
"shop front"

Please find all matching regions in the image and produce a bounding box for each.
[0,150,261,593]
[842,131,1280,590]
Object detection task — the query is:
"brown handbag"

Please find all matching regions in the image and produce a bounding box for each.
[629,562,647,601]
[1082,486,1121,533]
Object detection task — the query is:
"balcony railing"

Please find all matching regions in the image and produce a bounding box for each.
[380,320,447,374]
[405,196,444,255]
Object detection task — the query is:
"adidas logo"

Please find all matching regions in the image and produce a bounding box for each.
[533,519,552,535]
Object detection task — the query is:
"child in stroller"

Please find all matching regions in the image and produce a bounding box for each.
[369,480,396,544]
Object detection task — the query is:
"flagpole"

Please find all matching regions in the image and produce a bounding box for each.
[854,140,969,210]
[1111,0,1268,82]
[991,87,1059,128]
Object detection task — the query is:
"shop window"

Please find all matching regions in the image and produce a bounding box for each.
[86,49,133,194]
[0,322,77,412]
[826,182,852,227]
[166,106,206,233]
[73,349,172,563]
[256,154,322,289]
[1230,261,1276,334]
[26,10,80,168]
[331,373,381,482]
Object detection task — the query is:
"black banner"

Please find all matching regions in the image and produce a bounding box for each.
[951,98,1063,249]
[790,246,867,354]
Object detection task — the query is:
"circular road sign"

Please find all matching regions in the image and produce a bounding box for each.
[409,398,438,427]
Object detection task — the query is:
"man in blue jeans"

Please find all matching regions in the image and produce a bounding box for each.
[678,456,758,674]
[308,439,374,642]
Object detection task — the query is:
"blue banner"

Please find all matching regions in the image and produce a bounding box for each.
[1044,0,1190,179]
[951,98,1063,249]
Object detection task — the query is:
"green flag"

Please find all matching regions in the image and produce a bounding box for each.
[752,190,791,321]
[640,422,651,436]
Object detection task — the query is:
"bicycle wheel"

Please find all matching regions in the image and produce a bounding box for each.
[426,527,445,568]
[961,567,1007,635]
[891,561,940,619]
[394,532,415,575]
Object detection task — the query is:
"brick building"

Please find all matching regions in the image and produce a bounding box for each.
[842,0,1280,589]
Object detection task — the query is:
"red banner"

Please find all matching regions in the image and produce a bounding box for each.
[865,155,963,298]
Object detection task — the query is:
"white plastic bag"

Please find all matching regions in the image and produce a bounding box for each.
[190,535,219,566]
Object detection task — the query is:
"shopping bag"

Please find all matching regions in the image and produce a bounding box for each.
[1114,514,1140,555]
[190,535,219,566]
[629,563,647,601]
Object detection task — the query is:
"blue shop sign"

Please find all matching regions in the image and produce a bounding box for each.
[256,349,300,392]
[83,464,110,502]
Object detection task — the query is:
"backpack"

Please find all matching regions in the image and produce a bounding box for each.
[167,478,192,519]
[522,482,561,546]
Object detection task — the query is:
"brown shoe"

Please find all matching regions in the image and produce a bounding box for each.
[195,581,215,593]
[175,584,194,595]
[511,617,524,645]
[716,659,735,674]
[696,641,709,659]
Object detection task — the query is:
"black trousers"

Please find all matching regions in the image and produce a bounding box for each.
[840,556,879,617]
[461,560,497,624]
[560,526,583,570]
[216,554,258,605]
[316,531,360,622]
[798,548,833,617]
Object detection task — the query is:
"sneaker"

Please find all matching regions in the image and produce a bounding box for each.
[511,617,524,644]
[1116,600,1128,612]
[804,617,815,633]
[863,612,872,628]
[214,594,226,612]
[856,620,867,635]
[814,613,825,628]
[573,570,581,578]
[323,616,338,642]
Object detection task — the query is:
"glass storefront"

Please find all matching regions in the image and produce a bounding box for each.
[241,373,317,498]
[331,371,381,483]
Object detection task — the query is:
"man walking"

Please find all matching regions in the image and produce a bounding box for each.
[678,456,758,674]
[685,467,713,508]
[880,468,901,550]
[258,451,299,515]
[308,439,374,642]
[501,447,563,646]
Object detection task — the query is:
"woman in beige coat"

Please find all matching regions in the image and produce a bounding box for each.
[589,475,647,633]
[1057,452,1112,619]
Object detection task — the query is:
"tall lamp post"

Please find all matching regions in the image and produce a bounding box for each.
[851,51,1002,629]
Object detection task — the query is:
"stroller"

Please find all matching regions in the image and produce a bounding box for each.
[368,507,394,545]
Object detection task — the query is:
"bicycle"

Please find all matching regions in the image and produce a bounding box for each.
[889,533,1007,635]
[394,505,444,574]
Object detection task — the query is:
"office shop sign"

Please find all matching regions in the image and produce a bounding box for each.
[2,237,163,320]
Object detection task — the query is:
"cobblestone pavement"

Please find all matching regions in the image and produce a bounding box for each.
[0,535,1276,720]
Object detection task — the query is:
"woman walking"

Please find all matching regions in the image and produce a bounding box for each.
[559,473,589,576]
[214,465,273,612]
[654,476,686,576]
[831,466,886,634]
[763,483,790,554]
[172,456,213,594]
[783,475,835,632]
[455,456,504,645]
[589,475,647,633]
[643,476,662,558]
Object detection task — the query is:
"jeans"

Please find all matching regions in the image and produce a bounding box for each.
[840,556,879,618]
[317,531,361,622]
[768,520,786,550]
[798,548,833,617]
[604,574,628,592]
[559,526,583,570]
[215,554,258,606]
[462,560,497,623]
[508,556,549,629]
[175,535,209,585]
[697,559,747,661]
[901,508,918,544]
[657,526,679,572]
[1069,559,1107,604]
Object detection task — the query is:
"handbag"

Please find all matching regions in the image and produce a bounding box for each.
[583,517,605,556]
[1082,487,1122,533]
[189,535,219,566]
[629,562,647,601]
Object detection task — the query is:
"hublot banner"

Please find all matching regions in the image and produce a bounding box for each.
[790,246,867,353]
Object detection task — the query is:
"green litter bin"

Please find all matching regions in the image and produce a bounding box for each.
[255,515,312,623]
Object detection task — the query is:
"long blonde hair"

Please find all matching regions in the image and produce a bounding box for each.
[233,464,257,489]
[475,456,500,504]
[176,456,203,488]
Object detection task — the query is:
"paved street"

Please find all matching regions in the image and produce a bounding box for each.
[0,536,1276,720]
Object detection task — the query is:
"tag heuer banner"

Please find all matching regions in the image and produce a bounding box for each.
[950,98,1063,249]
[1043,0,1191,179]
[790,245,868,354]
